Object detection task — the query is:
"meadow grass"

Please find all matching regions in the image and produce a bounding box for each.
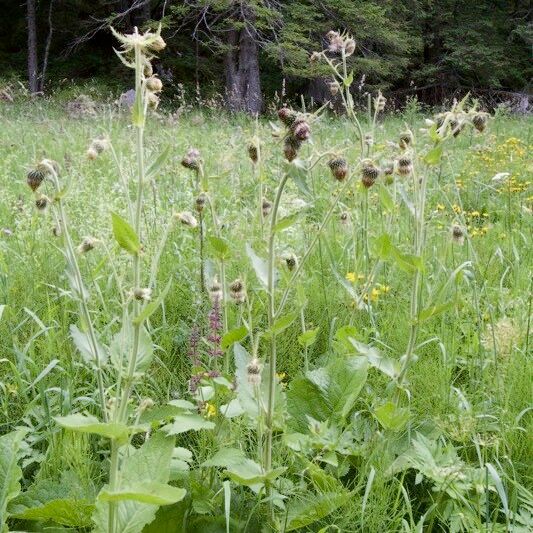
[0,92,531,532]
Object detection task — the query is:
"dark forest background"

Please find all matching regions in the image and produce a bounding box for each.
[1,1,531,113]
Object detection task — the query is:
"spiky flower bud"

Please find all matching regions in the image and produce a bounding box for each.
[248,139,259,163]
[36,159,59,176]
[262,198,272,217]
[195,192,207,213]
[364,134,374,147]
[282,252,298,271]
[328,157,348,181]
[451,224,465,245]
[175,211,198,228]
[133,287,152,301]
[148,35,166,52]
[309,51,322,63]
[27,169,46,191]
[293,120,311,141]
[328,81,340,96]
[138,398,155,412]
[52,225,61,237]
[361,162,379,188]
[326,31,344,53]
[472,113,487,132]
[278,107,298,127]
[181,148,201,171]
[246,358,262,386]
[35,195,49,212]
[86,147,98,160]
[283,136,302,162]
[147,91,160,110]
[450,119,463,137]
[229,278,246,304]
[77,236,98,254]
[340,211,350,225]
[145,76,163,93]
[344,38,356,56]
[399,130,413,150]
[397,157,413,176]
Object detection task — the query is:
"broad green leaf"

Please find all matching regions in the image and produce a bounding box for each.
[69,324,108,366]
[163,414,215,435]
[378,185,394,212]
[373,402,410,431]
[111,212,140,255]
[208,236,231,260]
[93,432,177,533]
[54,413,144,444]
[99,482,186,506]
[298,328,319,348]
[265,312,297,338]
[424,144,443,165]
[417,301,454,323]
[11,498,94,527]
[110,320,154,375]
[374,233,393,259]
[246,244,268,287]
[274,213,299,233]
[146,144,171,178]
[344,70,354,87]
[0,429,27,530]
[133,278,172,325]
[201,448,247,469]
[285,492,350,531]
[221,326,247,350]
[347,339,400,379]
[224,460,285,487]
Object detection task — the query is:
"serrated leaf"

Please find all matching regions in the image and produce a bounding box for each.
[201,448,247,469]
[111,212,140,255]
[99,482,186,506]
[221,326,247,350]
[285,492,350,531]
[265,312,297,338]
[11,498,94,527]
[274,213,299,233]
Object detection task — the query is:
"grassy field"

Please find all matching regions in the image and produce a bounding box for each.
[0,88,531,533]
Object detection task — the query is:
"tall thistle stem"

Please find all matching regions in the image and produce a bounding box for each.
[264,173,290,475]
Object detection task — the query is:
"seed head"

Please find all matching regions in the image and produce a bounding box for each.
[399,130,413,150]
[27,168,46,191]
[175,211,198,228]
[278,107,298,127]
[147,91,160,110]
[361,161,379,188]
[340,211,350,225]
[374,92,386,112]
[248,139,259,163]
[344,38,356,56]
[246,358,262,386]
[195,192,207,213]
[209,278,222,303]
[35,195,49,212]
[283,135,302,162]
[262,198,272,217]
[133,287,152,301]
[397,157,413,176]
[328,157,348,181]
[181,148,201,171]
[451,224,465,245]
[145,76,163,93]
[77,236,98,254]
[229,278,246,304]
[86,147,98,160]
[472,113,487,132]
[282,252,298,271]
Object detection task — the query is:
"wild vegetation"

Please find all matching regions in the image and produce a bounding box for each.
[0,27,532,533]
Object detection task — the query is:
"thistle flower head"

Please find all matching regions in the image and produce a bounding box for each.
[364,134,374,147]
[361,160,379,188]
[292,119,311,141]
[27,168,46,191]
[248,138,259,163]
[138,398,155,412]
[229,278,246,304]
[451,224,465,245]
[278,107,298,127]
[175,211,198,228]
[309,51,322,63]
[283,135,302,162]
[35,194,49,212]
[37,159,60,176]
[374,92,387,112]
[340,211,350,225]
[209,278,222,303]
[472,112,488,132]
[77,236,98,254]
[399,130,414,150]
[397,156,413,176]
[195,192,207,213]
[282,252,298,271]
[328,81,340,96]
[262,198,272,217]
[344,38,356,56]
[246,358,262,386]
[181,148,201,171]
[133,287,152,301]
[145,76,163,93]
[146,91,160,110]
[328,157,348,181]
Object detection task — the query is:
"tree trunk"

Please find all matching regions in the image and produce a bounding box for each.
[27,0,39,94]
[224,24,263,114]
[39,0,55,93]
